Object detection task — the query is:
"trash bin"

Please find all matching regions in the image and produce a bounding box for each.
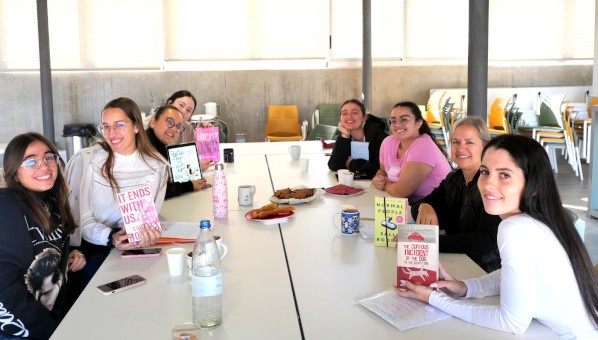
[63,124,97,161]
[235,133,246,143]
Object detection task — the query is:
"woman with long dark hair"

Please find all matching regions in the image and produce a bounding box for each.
[166,90,197,144]
[396,134,598,337]
[66,97,168,263]
[0,132,85,339]
[372,101,450,202]
[327,99,388,179]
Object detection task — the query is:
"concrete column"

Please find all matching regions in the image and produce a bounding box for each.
[467,0,489,120]
[362,0,372,112]
[592,0,598,95]
[37,0,55,142]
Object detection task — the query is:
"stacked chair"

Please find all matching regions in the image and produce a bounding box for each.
[487,96,511,137]
[425,90,451,152]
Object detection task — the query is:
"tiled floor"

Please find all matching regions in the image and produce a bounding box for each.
[552,157,598,264]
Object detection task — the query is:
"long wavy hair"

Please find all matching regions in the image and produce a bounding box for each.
[3,132,76,235]
[97,97,168,192]
[482,134,598,327]
[392,101,448,158]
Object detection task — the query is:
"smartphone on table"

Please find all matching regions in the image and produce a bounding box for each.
[121,247,162,258]
[96,275,146,296]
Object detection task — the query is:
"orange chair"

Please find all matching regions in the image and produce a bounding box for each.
[265,105,303,142]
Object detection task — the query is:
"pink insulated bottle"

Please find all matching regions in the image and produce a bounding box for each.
[213,163,228,218]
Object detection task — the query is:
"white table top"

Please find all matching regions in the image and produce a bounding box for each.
[53,142,558,339]
[51,212,301,340]
[221,140,330,156]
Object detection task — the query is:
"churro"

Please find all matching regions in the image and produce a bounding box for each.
[250,203,278,219]
[256,206,295,219]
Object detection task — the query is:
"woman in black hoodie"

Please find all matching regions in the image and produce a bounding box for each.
[328,99,388,179]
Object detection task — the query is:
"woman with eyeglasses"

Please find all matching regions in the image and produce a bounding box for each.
[372,101,451,202]
[327,99,388,179]
[396,134,598,338]
[146,105,207,199]
[0,132,85,339]
[65,97,168,284]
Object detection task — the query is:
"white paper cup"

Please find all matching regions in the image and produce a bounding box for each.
[340,171,354,186]
[299,158,309,172]
[166,247,186,276]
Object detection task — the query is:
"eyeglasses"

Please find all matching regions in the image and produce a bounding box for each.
[164,117,185,134]
[21,154,59,169]
[98,121,130,135]
[387,116,413,125]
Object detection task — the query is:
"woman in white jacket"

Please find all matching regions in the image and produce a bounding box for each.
[396,134,598,339]
[66,97,168,286]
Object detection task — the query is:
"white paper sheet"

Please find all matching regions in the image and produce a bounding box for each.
[357,289,450,331]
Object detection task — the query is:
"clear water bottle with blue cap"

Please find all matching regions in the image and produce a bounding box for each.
[191,219,222,328]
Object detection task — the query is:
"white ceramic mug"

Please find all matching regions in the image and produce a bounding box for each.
[238,185,256,206]
[339,171,354,186]
[337,169,350,183]
[288,145,301,160]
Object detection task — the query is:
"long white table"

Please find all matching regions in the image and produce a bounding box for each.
[51,211,301,339]
[53,142,559,339]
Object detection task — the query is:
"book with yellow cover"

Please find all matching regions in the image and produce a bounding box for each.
[374,197,408,247]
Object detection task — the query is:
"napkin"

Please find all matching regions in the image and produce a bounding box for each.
[260,217,289,225]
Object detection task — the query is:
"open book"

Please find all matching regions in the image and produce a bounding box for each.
[156,222,199,244]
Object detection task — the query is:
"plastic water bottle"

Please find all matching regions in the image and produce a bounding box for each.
[213,163,228,219]
[191,219,222,328]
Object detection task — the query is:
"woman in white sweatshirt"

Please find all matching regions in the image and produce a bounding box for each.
[396,134,598,339]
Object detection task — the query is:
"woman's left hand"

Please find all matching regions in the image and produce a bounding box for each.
[191,179,207,191]
[200,160,215,171]
[372,174,387,191]
[197,122,214,128]
[344,156,353,169]
[68,249,86,272]
[137,226,162,247]
[393,280,433,303]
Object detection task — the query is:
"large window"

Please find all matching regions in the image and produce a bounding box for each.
[0,0,594,71]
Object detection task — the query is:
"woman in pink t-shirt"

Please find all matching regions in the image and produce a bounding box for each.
[372,101,451,202]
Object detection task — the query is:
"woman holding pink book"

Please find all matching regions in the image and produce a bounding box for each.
[396,134,598,338]
[65,97,169,295]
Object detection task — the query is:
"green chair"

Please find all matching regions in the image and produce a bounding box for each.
[317,104,341,127]
[307,124,338,141]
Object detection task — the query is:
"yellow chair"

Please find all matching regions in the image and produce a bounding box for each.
[488,96,511,136]
[265,105,303,142]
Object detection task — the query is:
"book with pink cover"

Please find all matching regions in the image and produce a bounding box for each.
[117,185,161,243]
[396,224,439,289]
